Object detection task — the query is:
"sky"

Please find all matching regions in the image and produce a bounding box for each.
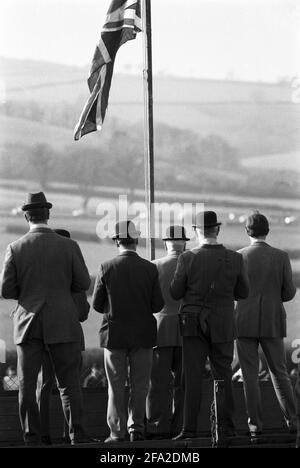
[0,0,299,82]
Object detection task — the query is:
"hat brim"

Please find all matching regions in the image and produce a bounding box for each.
[112,230,141,240]
[162,237,190,241]
[22,202,53,211]
[192,222,222,228]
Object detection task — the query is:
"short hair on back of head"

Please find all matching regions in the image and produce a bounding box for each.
[25,208,49,223]
[203,225,219,237]
[116,237,137,247]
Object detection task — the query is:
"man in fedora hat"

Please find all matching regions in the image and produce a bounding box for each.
[0,192,91,445]
[170,211,249,440]
[38,228,90,445]
[146,225,189,440]
[235,211,297,440]
[92,220,164,443]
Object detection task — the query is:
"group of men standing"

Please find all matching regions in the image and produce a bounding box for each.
[0,191,299,448]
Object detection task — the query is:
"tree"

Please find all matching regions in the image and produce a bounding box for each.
[66,145,109,210]
[27,143,54,190]
[107,128,144,203]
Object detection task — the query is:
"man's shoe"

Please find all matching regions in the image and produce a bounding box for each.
[288,425,297,434]
[247,430,262,437]
[41,435,52,445]
[172,431,197,441]
[249,430,262,444]
[220,429,237,439]
[146,433,170,440]
[130,432,144,442]
[104,436,125,444]
[71,436,100,445]
[62,436,71,444]
[296,435,300,448]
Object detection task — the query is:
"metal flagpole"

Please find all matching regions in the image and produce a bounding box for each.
[142,0,155,260]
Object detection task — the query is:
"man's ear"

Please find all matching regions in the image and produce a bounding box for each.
[24,213,29,222]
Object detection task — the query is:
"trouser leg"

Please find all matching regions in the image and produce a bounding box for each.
[236,338,262,433]
[146,347,173,434]
[17,340,44,444]
[182,336,208,433]
[39,350,55,438]
[104,348,127,439]
[261,338,296,427]
[171,346,184,435]
[128,348,153,435]
[296,363,300,433]
[209,341,235,431]
[49,342,84,443]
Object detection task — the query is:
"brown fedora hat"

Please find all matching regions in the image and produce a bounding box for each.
[22,192,53,211]
[192,211,222,228]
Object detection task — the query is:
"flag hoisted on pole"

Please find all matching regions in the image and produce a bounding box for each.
[74,0,142,140]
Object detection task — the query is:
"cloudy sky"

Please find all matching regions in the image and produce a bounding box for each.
[0,0,299,82]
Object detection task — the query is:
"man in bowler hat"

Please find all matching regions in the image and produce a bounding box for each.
[92,220,164,443]
[170,211,249,440]
[146,225,189,439]
[235,211,297,440]
[0,192,91,445]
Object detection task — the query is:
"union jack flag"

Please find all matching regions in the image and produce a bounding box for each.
[74,0,141,140]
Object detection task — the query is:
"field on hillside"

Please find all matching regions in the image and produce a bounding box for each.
[242,151,300,173]
[0,115,108,151]
[1,57,300,160]
[1,103,300,161]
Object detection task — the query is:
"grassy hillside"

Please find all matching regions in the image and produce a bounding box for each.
[1,57,294,104]
[0,115,110,151]
[1,103,299,164]
[1,57,300,159]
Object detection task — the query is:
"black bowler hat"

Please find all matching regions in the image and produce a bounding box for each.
[112,220,141,240]
[22,192,52,211]
[192,211,222,228]
[245,211,269,237]
[162,225,190,241]
[54,229,71,238]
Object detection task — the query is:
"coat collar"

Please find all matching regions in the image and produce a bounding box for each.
[118,250,139,257]
[200,244,224,249]
[249,240,269,247]
[28,227,53,234]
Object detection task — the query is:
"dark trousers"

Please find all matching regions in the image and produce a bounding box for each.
[39,351,69,440]
[146,346,184,435]
[16,315,84,444]
[295,362,300,434]
[182,335,235,433]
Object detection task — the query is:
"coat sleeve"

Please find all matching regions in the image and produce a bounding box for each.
[151,267,164,314]
[71,242,91,292]
[170,253,187,300]
[0,245,19,299]
[92,265,108,314]
[281,252,296,302]
[234,254,249,300]
[72,292,90,322]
